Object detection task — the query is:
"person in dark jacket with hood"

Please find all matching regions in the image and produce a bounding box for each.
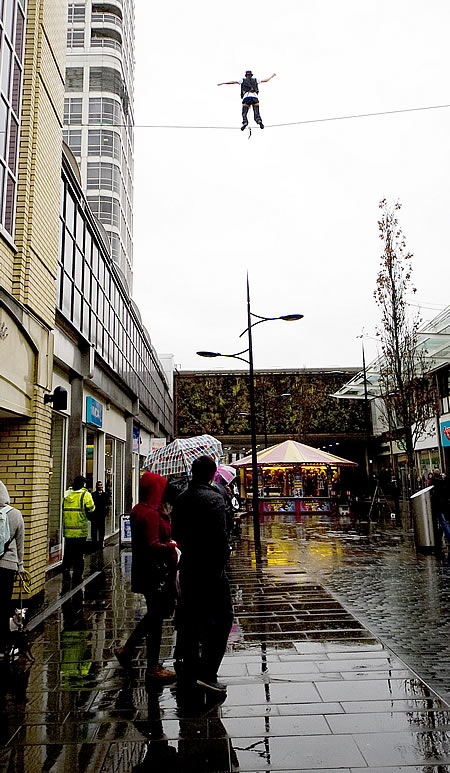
[0,480,25,657]
[114,472,177,682]
[172,455,233,694]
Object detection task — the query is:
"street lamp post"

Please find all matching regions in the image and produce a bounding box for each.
[197,275,303,554]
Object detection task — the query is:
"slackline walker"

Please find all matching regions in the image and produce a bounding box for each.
[217,70,277,131]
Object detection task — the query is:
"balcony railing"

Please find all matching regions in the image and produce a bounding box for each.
[92,13,122,28]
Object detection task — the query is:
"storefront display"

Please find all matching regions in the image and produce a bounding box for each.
[234,439,357,516]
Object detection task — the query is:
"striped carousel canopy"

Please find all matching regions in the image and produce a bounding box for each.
[232,439,357,468]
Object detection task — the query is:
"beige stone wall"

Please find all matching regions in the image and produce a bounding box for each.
[0,0,67,596]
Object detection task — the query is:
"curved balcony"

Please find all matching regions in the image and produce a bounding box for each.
[91,28,122,54]
[91,12,123,31]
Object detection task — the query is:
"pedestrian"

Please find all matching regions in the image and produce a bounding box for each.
[114,472,177,682]
[217,70,276,130]
[431,472,450,553]
[62,475,95,585]
[91,481,109,548]
[0,480,25,658]
[172,455,233,695]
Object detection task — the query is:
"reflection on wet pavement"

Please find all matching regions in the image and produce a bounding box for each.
[0,514,449,771]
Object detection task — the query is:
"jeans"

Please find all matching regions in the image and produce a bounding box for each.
[242,96,262,125]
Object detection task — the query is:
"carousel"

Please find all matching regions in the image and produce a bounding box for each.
[232,439,357,515]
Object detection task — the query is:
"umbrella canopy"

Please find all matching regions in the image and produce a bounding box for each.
[232,439,357,468]
[214,464,237,484]
[143,434,222,477]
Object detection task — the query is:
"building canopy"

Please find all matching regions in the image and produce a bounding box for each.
[333,306,450,401]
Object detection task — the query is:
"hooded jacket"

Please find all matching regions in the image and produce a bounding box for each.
[62,486,95,538]
[0,481,24,573]
[130,472,176,594]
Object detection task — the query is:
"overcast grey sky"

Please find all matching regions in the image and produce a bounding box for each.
[132,0,450,372]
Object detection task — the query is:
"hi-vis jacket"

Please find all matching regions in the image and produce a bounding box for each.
[62,487,95,538]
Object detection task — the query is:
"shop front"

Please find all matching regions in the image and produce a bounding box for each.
[84,392,125,541]
[233,439,357,515]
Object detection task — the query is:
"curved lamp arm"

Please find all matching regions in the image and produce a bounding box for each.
[197,349,250,364]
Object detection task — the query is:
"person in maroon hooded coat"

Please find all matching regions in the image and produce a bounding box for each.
[114,472,177,681]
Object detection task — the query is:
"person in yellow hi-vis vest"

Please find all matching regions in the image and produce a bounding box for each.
[62,475,95,585]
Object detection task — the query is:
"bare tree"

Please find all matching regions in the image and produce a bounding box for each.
[374,199,434,493]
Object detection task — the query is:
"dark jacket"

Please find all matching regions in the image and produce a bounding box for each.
[92,490,109,519]
[130,472,176,595]
[172,482,230,587]
[241,76,259,99]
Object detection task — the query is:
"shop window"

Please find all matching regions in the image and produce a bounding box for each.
[85,428,98,491]
[48,413,67,567]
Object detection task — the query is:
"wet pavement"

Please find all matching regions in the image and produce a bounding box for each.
[1,514,449,772]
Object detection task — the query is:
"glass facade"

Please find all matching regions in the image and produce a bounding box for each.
[58,169,173,433]
[64,0,134,290]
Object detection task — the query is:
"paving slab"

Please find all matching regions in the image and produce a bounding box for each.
[0,513,449,772]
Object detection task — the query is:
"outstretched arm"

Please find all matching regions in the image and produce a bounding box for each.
[260,73,277,83]
[217,80,240,86]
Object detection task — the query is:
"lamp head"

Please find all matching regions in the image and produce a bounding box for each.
[280,314,304,322]
[197,350,220,358]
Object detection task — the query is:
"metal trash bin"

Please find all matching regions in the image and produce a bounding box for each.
[410,486,435,551]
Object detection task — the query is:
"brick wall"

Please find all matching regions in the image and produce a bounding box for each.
[0,0,68,597]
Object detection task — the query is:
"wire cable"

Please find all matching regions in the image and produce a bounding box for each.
[74,102,450,131]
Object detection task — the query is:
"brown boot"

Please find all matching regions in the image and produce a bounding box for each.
[114,646,132,668]
[146,665,176,682]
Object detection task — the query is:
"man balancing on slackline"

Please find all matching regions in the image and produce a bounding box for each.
[217,70,276,130]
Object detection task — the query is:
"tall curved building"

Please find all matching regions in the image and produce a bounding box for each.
[64,0,134,292]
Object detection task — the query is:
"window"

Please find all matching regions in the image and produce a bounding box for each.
[63,128,81,157]
[65,67,84,92]
[67,29,85,48]
[64,97,82,125]
[89,97,121,125]
[89,67,123,98]
[88,129,120,159]
[68,3,85,24]
[0,0,25,235]
[48,413,67,566]
[87,161,120,193]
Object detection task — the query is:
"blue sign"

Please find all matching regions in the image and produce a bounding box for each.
[86,396,103,428]
[440,420,450,448]
[133,424,140,454]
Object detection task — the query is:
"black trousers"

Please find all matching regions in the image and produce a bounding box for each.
[242,96,262,125]
[91,518,105,547]
[62,537,86,584]
[0,567,15,650]
[176,575,233,682]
